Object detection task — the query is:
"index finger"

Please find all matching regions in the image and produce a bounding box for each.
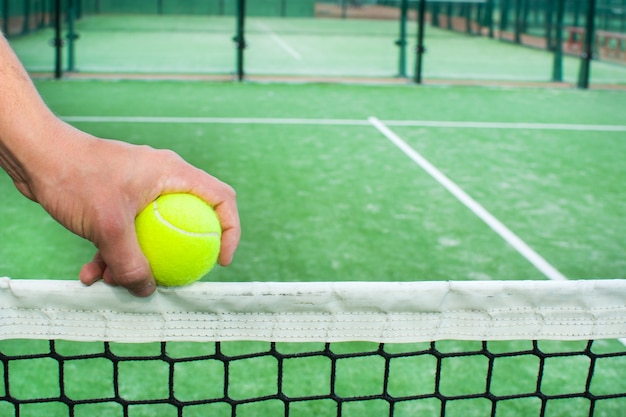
[213,197,241,266]
[160,161,241,267]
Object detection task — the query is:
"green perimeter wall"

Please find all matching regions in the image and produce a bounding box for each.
[79,0,316,17]
[1,0,59,18]
[1,0,63,36]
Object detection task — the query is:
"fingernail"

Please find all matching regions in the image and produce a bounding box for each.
[131,282,156,297]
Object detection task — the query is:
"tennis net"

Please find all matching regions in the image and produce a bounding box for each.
[1,278,626,417]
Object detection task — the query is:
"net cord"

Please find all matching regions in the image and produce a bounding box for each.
[1,277,625,343]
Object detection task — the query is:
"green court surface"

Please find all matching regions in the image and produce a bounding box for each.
[9,14,626,85]
[0,80,625,416]
[2,81,625,282]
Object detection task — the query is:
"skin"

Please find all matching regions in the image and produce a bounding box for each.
[0,34,241,297]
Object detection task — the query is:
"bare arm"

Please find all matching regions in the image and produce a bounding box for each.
[0,35,240,296]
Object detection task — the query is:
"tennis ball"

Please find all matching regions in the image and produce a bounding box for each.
[135,193,222,287]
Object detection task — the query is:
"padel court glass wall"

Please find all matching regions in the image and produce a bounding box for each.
[2,0,626,87]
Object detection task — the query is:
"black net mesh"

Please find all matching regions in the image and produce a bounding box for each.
[2,339,626,417]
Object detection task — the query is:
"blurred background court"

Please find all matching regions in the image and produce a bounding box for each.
[1,1,626,417]
[2,0,626,86]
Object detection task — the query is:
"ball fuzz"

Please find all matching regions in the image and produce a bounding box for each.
[135,193,221,287]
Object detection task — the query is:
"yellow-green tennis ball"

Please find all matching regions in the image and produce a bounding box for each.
[135,193,221,287]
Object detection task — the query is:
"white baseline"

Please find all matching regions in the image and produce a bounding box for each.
[61,116,626,132]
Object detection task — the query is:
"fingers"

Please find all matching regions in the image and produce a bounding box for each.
[80,252,120,287]
[99,221,156,297]
[219,227,241,266]
[79,252,106,286]
[83,210,156,297]
[214,198,241,266]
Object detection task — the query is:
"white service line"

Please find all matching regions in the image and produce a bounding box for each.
[256,21,302,60]
[368,116,568,282]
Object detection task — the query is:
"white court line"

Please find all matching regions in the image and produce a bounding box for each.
[62,116,368,125]
[256,21,302,60]
[385,120,626,132]
[368,116,568,282]
[61,116,626,132]
[61,116,369,125]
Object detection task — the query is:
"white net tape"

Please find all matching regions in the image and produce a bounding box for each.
[1,277,625,343]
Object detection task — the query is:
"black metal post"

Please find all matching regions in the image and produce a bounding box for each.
[485,0,494,38]
[514,0,523,43]
[500,0,510,38]
[2,0,9,36]
[54,0,63,79]
[552,0,565,82]
[432,3,440,28]
[396,0,408,78]
[22,0,31,34]
[67,0,78,72]
[235,0,246,81]
[578,0,596,88]
[414,0,426,84]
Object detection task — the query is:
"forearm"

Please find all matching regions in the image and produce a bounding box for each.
[0,35,73,198]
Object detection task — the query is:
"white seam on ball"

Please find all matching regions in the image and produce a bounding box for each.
[153,201,220,238]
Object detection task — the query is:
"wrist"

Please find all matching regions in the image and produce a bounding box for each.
[0,115,92,202]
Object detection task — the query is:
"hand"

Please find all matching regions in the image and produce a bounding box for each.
[1,36,240,297]
[14,122,241,297]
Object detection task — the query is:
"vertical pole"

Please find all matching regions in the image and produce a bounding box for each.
[599,2,606,30]
[573,0,580,27]
[23,0,31,34]
[42,0,47,28]
[396,0,408,78]
[545,0,554,50]
[235,0,246,81]
[500,0,509,38]
[514,0,522,43]
[2,0,9,36]
[54,0,62,79]
[578,0,596,88]
[37,0,45,29]
[552,0,565,82]
[521,0,530,34]
[432,2,439,28]
[485,0,494,38]
[414,0,426,84]
[67,0,76,72]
